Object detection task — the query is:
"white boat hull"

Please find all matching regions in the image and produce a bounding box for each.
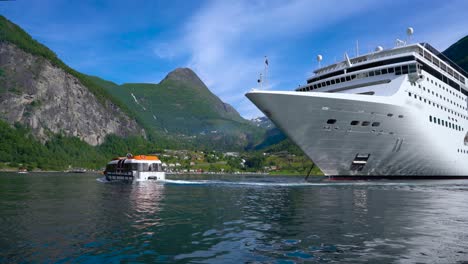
[246,88,468,176]
[105,171,166,181]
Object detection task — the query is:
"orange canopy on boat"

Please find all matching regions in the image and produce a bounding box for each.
[133,155,159,161]
[111,155,159,161]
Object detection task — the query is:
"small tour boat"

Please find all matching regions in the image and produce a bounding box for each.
[18,168,28,174]
[104,154,165,181]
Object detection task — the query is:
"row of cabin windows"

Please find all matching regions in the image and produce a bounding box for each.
[308,55,416,84]
[350,121,380,127]
[418,78,466,102]
[411,81,467,112]
[326,114,404,127]
[298,63,417,92]
[326,118,396,135]
[418,46,466,85]
[408,91,467,121]
[429,115,463,131]
[458,149,468,154]
[327,119,382,127]
[105,163,163,172]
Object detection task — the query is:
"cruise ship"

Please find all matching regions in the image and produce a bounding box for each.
[246,31,468,177]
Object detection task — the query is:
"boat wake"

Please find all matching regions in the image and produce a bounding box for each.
[96,178,467,189]
[159,179,413,187]
[96,177,110,183]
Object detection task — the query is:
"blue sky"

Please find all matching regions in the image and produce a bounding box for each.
[1,0,467,118]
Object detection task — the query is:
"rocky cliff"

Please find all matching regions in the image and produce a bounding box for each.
[0,42,143,145]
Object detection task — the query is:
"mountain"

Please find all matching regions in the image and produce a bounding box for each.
[88,69,264,150]
[250,116,274,129]
[443,35,468,72]
[0,15,265,151]
[0,15,143,145]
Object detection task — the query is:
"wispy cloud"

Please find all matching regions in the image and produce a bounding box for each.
[166,0,378,118]
[170,0,468,118]
[3,0,467,119]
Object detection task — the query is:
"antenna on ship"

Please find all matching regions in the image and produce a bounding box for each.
[406,27,414,44]
[317,54,323,68]
[356,40,359,57]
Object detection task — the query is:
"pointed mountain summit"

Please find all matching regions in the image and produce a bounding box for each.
[90,67,263,150]
[160,67,243,121]
[162,67,206,88]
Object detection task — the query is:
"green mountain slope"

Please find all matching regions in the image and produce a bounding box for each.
[443,35,468,72]
[0,15,263,151]
[89,68,264,150]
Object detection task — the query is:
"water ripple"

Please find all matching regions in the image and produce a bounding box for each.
[2,173,468,263]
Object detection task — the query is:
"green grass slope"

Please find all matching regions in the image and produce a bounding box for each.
[89,68,264,150]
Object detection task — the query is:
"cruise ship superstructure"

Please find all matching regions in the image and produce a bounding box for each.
[246,37,468,176]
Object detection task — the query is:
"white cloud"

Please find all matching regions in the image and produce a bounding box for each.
[177,0,377,118]
[154,0,468,118]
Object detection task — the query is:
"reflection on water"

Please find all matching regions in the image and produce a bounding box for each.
[1,173,468,263]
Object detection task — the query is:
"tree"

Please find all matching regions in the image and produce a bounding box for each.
[245,154,265,170]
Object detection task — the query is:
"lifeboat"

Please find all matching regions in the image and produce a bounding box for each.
[104,153,165,181]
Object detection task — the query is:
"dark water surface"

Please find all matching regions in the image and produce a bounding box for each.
[1,173,468,263]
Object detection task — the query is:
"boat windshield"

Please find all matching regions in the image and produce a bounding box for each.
[106,162,162,172]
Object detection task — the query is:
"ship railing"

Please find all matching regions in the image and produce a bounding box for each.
[314,45,419,76]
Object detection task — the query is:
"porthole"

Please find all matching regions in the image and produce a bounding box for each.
[398,115,404,118]
[350,120,360,126]
[327,119,336,124]
[371,122,380,127]
[387,113,393,117]
[362,121,370,126]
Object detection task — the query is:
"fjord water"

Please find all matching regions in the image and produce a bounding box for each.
[1,173,468,263]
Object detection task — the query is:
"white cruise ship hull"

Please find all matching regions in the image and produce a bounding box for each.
[247,88,468,176]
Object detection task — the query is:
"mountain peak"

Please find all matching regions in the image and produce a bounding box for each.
[162,67,206,88]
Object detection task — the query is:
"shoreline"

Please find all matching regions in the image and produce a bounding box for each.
[0,170,316,177]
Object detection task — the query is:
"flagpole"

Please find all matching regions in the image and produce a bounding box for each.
[260,73,263,89]
[264,56,268,89]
